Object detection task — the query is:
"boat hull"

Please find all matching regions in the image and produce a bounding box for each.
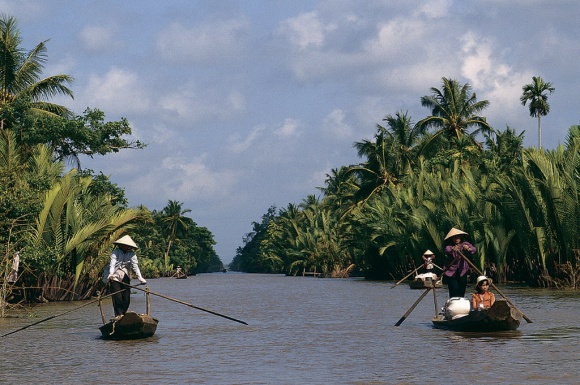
[409,279,442,289]
[432,299,521,332]
[99,311,159,340]
[409,273,442,289]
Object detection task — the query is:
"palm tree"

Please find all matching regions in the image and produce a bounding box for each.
[379,110,422,173]
[0,15,74,132]
[161,200,192,273]
[27,167,146,299]
[520,76,555,149]
[416,77,493,153]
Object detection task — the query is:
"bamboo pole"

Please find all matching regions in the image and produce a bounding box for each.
[390,265,422,289]
[458,250,532,323]
[127,284,248,325]
[395,288,431,326]
[1,289,123,338]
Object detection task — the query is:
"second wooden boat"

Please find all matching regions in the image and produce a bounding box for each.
[432,299,522,332]
[409,273,442,289]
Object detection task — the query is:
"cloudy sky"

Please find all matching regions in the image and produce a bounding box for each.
[5,1,579,263]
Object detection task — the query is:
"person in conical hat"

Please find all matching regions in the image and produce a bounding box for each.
[441,227,476,298]
[422,250,435,270]
[106,234,147,317]
[113,235,138,249]
[444,227,469,241]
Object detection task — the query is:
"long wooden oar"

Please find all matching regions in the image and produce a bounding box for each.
[0,289,122,338]
[128,284,248,325]
[395,288,431,326]
[458,250,532,323]
[390,265,422,289]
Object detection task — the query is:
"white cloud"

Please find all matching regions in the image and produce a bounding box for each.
[417,0,452,19]
[459,32,534,127]
[82,67,152,114]
[363,18,426,59]
[322,109,353,140]
[159,86,246,124]
[227,124,266,154]
[79,25,121,52]
[275,118,301,137]
[277,11,336,50]
[135,154,240,202]
[156,18,250,63]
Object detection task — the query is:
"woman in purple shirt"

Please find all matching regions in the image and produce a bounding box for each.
[442,228,476,298]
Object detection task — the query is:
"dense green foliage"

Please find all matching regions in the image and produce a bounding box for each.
[0,16,222,306]
[231,78,579,288]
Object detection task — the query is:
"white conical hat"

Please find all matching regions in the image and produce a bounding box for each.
[423,250,434,255]
[113,235,138,249]
[444,227,468,241]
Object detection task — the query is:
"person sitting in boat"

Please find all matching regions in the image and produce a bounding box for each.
[107,235,147,317]
[471,276,495,310]
[422,250,436,271]
[442,227,476,298]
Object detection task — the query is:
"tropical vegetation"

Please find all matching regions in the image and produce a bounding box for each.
[0,15,222,315]
[231,77,579,289]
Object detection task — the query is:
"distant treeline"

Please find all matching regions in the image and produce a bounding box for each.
[231,78,579,289]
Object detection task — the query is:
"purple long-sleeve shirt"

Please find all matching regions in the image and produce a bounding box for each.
[442,241,476,278]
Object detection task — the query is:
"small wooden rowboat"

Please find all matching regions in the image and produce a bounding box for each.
[432,299,522,332]
[99,311,159,340]
[409,273,442,289]
[98,285,158,340]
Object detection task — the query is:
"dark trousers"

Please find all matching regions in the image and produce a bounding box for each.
[110,275,131,316]
[444,274,468,298]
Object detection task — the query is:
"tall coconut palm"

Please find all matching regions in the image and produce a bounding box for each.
[161,200,191,272]
[379,110,422,173]
[520,76,555,149]
[416,77,492,154]
[0,15,74,132]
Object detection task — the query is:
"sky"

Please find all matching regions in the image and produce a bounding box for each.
[4,0,579,264]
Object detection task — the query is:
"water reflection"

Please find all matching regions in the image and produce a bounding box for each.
[0,274,578,385]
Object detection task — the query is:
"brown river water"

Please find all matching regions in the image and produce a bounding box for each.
[0,273,578,385]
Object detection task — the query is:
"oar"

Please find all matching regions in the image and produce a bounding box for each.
[0,289,123,338]
[127,284,248,325]
[457,250,532,323]
[390,265,422,289]
[395,288,431,326]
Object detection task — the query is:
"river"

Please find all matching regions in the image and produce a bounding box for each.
[0,273,578,384]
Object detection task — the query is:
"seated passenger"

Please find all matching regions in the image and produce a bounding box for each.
[471,275,495,310]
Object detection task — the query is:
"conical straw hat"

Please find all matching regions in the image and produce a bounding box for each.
[444,227,468,241]
[423,250,434,255]
[113,235,138,249]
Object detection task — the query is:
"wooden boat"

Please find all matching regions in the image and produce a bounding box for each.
[409,273,442,289]
[173,267,187,279]
[432,299,522,332]
[99,311,159,340]
[98,284,158,340]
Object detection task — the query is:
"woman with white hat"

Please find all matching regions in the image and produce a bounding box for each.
[471,275,495,310]
[107,235,147,317]
[441,227,476,298]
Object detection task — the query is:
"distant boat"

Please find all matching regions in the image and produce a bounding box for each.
[173,267,187,279]
[432,299,522,332]
[99,311,158,340]
[409,272,442,289]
